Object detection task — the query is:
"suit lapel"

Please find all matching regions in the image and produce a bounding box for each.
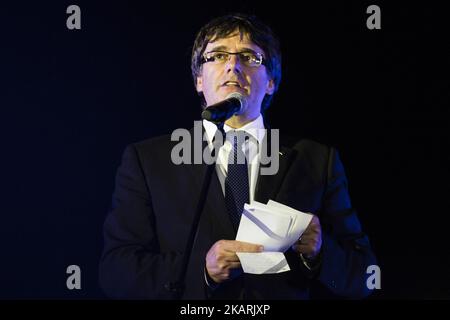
[255,130,296,204]
[185,125,236,239]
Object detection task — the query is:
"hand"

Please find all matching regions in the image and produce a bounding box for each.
[205,240,263,284]
[291,215,322,259]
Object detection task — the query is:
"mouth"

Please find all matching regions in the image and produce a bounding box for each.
[221,81,243,88]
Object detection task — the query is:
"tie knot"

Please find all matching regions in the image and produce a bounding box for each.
[227,130,249,148]
[227,131,249,165]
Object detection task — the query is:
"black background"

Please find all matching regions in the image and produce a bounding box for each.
[1,1,449,299]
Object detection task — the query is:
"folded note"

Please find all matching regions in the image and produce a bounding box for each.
[236,200,313,274]
[236,252,290,274]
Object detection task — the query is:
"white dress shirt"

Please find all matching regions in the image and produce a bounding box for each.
[202,114,266,202]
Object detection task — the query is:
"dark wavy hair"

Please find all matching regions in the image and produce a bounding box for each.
[191,13,282,111]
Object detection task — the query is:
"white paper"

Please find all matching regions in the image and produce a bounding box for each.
[236,252,290,274]
[236,200,313,274]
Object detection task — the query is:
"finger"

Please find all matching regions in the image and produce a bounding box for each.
[214,262,241,280]
[293,242,313,250]
[314,215,321,225]
[307,215,320,228]
[227,240,264,253]
[302,227,320,237]
[213,250,240,263]
[210,242,233,256]
[305,221,320,231]
[293,244,313,254]
[214,240,263,254]
[212,260,242,271]
[214,240,255,254]
[226,261,242,269]
[296,242,310,249]
[223,255,241,263]
[298,235,316,243]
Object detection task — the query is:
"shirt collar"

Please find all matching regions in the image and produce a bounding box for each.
[203,114,266,146]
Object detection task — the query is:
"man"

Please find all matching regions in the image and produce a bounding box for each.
[99,13,376,299]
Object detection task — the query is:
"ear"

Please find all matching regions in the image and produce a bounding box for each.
[196,76,203,93]
[265,78,275,95]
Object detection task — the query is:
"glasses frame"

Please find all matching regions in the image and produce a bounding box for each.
[201,50,266,67]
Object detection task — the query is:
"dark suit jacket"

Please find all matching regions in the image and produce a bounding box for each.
[99,126,377,299]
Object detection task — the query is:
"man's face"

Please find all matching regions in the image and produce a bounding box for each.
[196,32,274,122]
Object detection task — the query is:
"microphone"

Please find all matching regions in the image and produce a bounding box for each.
[201,92,247,123]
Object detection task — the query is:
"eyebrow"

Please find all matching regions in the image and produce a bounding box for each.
[208,45,258,53]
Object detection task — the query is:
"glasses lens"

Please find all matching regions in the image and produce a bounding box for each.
[203,51,263,66]
[205,52,229,63]
[239,52,262,66]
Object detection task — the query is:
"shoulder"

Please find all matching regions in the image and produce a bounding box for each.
[277,133,341,175]
[132,134,174,151]
[119,133,176,167]
[280,133,332,156]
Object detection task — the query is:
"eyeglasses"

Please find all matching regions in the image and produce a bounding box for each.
[201,50,265,67]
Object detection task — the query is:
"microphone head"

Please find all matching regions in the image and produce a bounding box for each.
[226,92,247,114]
[201,92,248,123]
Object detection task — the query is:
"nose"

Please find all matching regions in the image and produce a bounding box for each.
[225,54,242,74]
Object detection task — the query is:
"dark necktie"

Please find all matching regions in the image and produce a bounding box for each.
[225,132,249,231]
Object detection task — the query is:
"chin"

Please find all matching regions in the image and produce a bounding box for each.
[220,87,247,96]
